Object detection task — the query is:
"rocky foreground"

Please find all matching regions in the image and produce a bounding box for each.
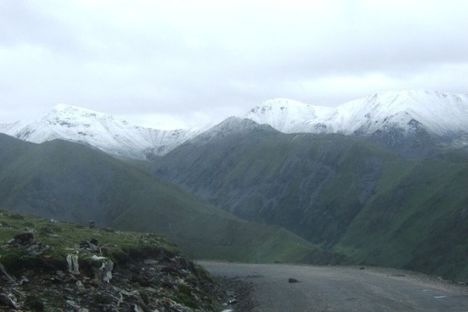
[0,210,223,311]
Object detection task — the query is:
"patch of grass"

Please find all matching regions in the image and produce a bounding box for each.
[0,209,176,273]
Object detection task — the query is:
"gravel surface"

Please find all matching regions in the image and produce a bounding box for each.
[199,261,468,312]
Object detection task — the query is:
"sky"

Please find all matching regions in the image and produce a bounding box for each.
[1,0,468,129]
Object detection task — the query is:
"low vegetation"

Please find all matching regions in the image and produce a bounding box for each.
[0,210,221,311]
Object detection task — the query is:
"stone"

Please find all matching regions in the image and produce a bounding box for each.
[12,232,35,245]
[25,295,45,312]
[67,253,80,275]
[0,293,18,309]
[0,262,15,283]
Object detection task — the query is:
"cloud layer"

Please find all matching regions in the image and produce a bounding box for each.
[1,0,468,128]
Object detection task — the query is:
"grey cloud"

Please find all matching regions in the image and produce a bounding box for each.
[0,0,467,127]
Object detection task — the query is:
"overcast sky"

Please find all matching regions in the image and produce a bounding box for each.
[1,0,468,129]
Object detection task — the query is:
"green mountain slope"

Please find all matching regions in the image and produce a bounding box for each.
[153,119,468,280]
[154,121,404,245]
[0,134,317,263]
[337,157,468,280]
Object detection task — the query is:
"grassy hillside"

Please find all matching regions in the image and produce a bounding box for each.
[153,122,468,280]
[154,125,404,245]
[0,134,318,263]
[337,158,468,280]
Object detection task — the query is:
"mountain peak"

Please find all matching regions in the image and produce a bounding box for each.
[245,98,332,133]
[0,104,200,159]
[243,90,468,136]
[51,104,110,120]
[336,90,468,135]
[191,117,275,145]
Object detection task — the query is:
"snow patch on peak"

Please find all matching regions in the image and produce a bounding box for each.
[332,90,468,135]
[245,90,468,137]
[49,104,122,123]
[0,104,201,159]
[53,103,96,113]
[246,98,333,133]
[0,121,23,133]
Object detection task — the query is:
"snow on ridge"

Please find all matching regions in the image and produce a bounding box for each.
[0,104,200,159]
[2,90,468,160]
[246,90,468,136]
[246,98,333,133]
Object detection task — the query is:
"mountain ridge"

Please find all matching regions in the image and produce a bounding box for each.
[0,133,320,263]
[152,122,468,281]
[2,90,468,160]
[247,90,468,136]
[0,104,201,160]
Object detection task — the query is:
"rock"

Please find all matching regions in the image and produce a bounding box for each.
[288,278,299,283]
[79,239,99,252]
[161,264,179,275]
[56,270,66,278]
[12,232,35,245]
[0,236,220,311]
[76,280,85,291]
[25,295,45,312]
[18,276,29,285]
[8,232,49,255]
[66,299,81,310]
[0,292,18,309]
[134,304,144,312]
[91,255,114,283]
[0,262,15,283]
[67,253,80,275]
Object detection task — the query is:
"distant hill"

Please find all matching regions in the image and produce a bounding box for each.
[0,133,318,263]
[153,118,468,281]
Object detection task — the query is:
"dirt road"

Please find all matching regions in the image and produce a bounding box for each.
[200,261,468,312]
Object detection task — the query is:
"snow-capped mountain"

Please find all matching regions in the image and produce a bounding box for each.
[244,90,468,137]
[245,98,333,133]
[0,104,201,159]
[2,90,468,160]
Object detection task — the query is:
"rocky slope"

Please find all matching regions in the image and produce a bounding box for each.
[0,210,221,311]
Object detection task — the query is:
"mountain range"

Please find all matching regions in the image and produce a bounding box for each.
[2,89,468,281]
[247,90,468,136]
[2,90,468,160]
[0,104,202,160]
[153,117,468,280]
[0,133,319,263]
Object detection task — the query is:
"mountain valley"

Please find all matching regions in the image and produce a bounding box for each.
[2,90,468,282]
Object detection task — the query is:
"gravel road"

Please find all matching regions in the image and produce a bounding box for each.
[199,261,468,312]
